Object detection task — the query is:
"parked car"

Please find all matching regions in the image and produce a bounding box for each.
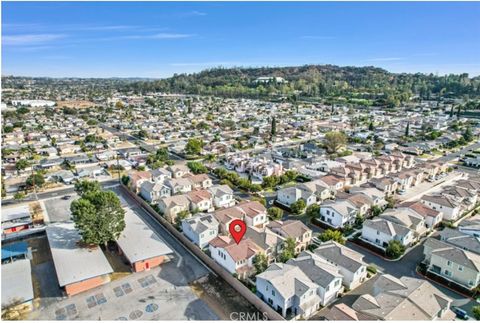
[62,195,72,200]
[398,189,407,195]
[452,307,469,320]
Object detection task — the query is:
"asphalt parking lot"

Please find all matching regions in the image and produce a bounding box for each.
[43,194,79,223]
[30,261,218,320]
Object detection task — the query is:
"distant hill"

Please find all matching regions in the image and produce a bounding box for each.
[125,64,480,105]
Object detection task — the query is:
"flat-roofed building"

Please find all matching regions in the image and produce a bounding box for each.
[2,204,32,238]
[1,259,34,307]
[116,209,173,272]
[46,222,113,296]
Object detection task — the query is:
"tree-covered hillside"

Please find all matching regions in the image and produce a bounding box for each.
[126,65,480,106]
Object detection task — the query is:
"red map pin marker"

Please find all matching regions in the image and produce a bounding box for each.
[229,219,247,244]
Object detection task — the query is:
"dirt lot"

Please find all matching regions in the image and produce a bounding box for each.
[190,274,263,320]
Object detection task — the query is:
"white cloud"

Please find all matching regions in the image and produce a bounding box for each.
[3,34,66,46]
[121,33,195,40]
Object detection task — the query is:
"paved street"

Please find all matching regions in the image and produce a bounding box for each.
[1,179,119,206]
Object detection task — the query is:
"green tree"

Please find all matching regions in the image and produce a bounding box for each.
[279,237,296,262]
[1,176,6,198]
[267,207,283,220]
[472,305,480,320]
[306,204,320,219]
[262,175,280,189]
[318,229,346,245]
[253,253,269,274]
[14,192,26,200]
[323,131,347,154]
[71,190,126,246]
[271,116,276,136]
[26,172,45,189]
[290,199,306,214]
[74,180,101,196]
[175,210,190,226]
[463,126,474,142]
[368,122,374,131]
[371,205,382,217]
[15,159,30,173]
[185,138,204,156]
[186,161,208,174]
[386,240,406,259]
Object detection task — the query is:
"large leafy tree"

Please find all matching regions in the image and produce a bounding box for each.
[186,161,208,174]
[71,190,125,246]
[318,229,346,245]
[323,131,347,154]
[26,172,45,189]
[279,237,296,263]
[267,207,283,220]
[386,240,406,259]
[185,138,204,156]
[74,180,101,196]
[253,253,269,274]
[15,159,30,173]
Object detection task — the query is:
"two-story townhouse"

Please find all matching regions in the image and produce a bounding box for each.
[397,201,443,228]
[267,220,312,253]
[186,189,214,213]
[319,200,358,229]
[276,186,316,209]
[139,181,171,203]
[165,178,193,194]
[421,194,461,221]
[181,213,219,248]
[166,164,190,178]
[313,241,368,290]
[362,218,415,248]
[157,195,190,223]
[423,238,480,290]
[187,173,213,190]
[208,184,236,208]
[209,236,262,279]
[381,208,427,238]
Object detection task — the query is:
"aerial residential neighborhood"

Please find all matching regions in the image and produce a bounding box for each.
[2,1,480,322]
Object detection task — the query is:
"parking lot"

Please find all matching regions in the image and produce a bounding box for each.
[43,194,79,223]
[29,260,218,320]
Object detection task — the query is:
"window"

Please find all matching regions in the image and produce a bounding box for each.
[334,280,340,287]
[468,280,474,286]
[458,266,463,271]
[447,260,452,266]
[376,230,380,235]
[326,210,330,215]
[272,290,275,296]
[444,269,452,277]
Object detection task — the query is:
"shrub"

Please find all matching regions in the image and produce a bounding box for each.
[386,240,406,259]
[367,265,377,274]
[267,207,283,220]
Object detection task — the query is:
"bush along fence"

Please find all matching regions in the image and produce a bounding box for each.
[120,184,285,321]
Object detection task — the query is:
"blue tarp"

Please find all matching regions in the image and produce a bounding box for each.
[1,241,28,260]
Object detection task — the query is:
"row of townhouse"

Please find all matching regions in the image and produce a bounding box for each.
[420,178,480,222]
[321,274,454,320]
[181,200,312,279]
[423,227,480,290]
[256,241,368,319]
[361,175,480,250]
[157,184,235,223]
[224,154,284,181]
[318,187,387,228]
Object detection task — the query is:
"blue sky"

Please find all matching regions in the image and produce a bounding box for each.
[2,1,480,78]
